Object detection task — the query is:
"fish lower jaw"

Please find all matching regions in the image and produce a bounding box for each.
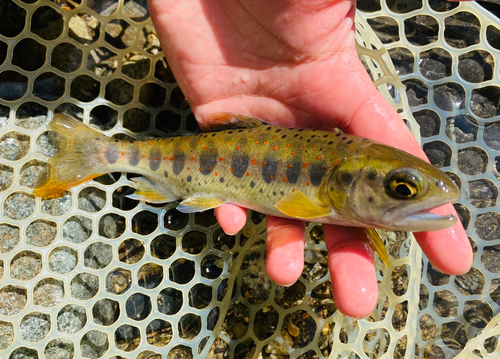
[386,211,457,232]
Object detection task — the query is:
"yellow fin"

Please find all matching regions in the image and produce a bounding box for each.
[127,177,176,203]
[275,191,331,219]
[177,193,226,213]
[34,113,108,198]
[351,227,390,267]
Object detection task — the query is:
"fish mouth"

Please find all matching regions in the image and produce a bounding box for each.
[385,209,457,232]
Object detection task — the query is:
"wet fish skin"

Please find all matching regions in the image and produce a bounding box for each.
[34,113,460,233]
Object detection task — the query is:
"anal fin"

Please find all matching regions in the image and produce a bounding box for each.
[275,191,331,219]
[127,177,177,203]
[176,193,226,213]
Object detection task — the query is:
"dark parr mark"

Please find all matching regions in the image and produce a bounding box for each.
[310,163,328,186]
[250,181,255,188]
[128,147,140,166]
[286,160,302,184]
[199,147,217,175]
[262,157,278,184]
[219,177,224,183]
[231,150,249,178]
[163,171,168,178]
[173,151,186,175]
[149,149,161,171]
[187,175,192,182]
[104,145,118,164]
[340,172,353,184]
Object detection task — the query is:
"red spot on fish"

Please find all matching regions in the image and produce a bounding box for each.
[188,140,191,143]
[251,159,257,165]
[204,145,208,149]
[273,136,276,139]
[333,159,340,166]
[323,166,328,170]
[211,149,215,153]
[246,172,250,177]
[312,145,316,148]
[288,164,293,168]
[187,167,190,170]
[291,151,296,155]
[121,143,124,147]
[229,142,233,146]
[209,166,212,171]
[148,158,151,161]
[121,152,124,156]
[222,142,225,145]
[215,172,218,176]
[264,141,268,145]
[236,146,241,150]
[249,136,253,139]
[270,174,273,179]
[163,156,167,160]
[303,163,308,168]
[292,189,295,192]
[302,145,305,148]
[137,144,141,148]
[317,155,322,160]
[286,144,290,147]
[191,157,195,161]
[196,141,199,145]
[156,156,160,160]
[219,157,224,162]
[283,177,287,182]
[306,182,310,186]
[179,147,183,151]
[273,145,277,150]
[255,140,259,144]
[262,162,266,166]
[199,168,202,172]
[142,155,146,159]
[162,142,165,146]
[230,168,234,172]
[170,157,174,161]
[349,146,354,149]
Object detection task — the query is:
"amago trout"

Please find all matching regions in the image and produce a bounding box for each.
[34,113,460,265]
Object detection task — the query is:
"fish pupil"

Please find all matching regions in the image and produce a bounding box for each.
[394,182,414,197]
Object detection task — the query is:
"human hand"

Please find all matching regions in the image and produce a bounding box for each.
[148,0,473,318]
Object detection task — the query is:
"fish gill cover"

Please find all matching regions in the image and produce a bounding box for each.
[0,0,498,358]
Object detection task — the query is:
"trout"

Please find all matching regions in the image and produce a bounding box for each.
[34,113,460,264]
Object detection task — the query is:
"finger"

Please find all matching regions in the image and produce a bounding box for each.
[323,224,378,318]
[265,216,306,286]
[414,204,473,275]
[214,204,248,235]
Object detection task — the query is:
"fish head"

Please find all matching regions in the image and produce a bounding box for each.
[325,144,460,232]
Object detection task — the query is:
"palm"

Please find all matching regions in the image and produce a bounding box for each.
[152,0,394,134]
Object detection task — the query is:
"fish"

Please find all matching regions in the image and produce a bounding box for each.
[34,113,461,265]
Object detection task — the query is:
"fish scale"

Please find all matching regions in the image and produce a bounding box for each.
[34,112,460,234]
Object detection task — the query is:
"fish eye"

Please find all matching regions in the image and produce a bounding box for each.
[385,170,422,200]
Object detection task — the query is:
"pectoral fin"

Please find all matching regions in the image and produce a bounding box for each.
[275,191,331,219]
[350,227,390,267]
[177,193,226,213]
[127,177,177,203]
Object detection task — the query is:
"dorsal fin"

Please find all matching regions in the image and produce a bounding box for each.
[202,112,266,131]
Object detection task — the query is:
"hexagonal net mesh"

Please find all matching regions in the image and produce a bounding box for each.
[0,1,498,359]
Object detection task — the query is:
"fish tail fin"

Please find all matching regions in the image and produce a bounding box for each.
[34,113,108,198]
